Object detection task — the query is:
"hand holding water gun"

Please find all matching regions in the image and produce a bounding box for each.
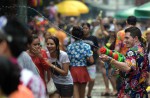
[99,46,125,78]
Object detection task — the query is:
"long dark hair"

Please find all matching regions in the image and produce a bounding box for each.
[0,56,21,95]
[82,22,91,29]
[27,33,39,45]
[46,36,60,60]
[71,26,83,40]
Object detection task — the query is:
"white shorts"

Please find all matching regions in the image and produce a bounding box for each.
[87,65,96,79]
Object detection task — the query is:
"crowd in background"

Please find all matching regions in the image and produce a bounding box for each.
[1,1,150,98]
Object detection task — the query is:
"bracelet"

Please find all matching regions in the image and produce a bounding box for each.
[107,57,112,64]
[110,59,115,64]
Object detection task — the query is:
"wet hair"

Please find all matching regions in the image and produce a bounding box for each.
[71,26,83,40]
[82,22,91,29]
[0,16,29,57]
[0,56,21,95]
[46,36,60,60]
[125,26,141,39]
[125,27,146,47]
[103,24,110,30]
[127,16,137,26]
[27,33,39,45]
[116,21,126,28]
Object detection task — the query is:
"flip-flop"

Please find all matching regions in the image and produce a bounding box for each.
[110,92,118,96]
[87,96,91,98]
[101,92,110,96]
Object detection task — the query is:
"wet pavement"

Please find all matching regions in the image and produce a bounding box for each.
[47,72,150,98]
[86,72,150,98]
[85,72,116,98]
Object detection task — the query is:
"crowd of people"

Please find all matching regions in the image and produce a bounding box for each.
[1,3,150,98]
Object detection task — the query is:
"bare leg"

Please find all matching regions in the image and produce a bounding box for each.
[73,83,80,98]
[100,61,110,93]
[109,68,117,95]
[49,92,60,98]
[87,79,95,97]
[79,83,87,98]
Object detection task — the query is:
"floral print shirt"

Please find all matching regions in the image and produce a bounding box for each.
[67,40,93,67]
[118,44,149,98]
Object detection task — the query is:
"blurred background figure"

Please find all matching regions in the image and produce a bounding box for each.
[82,22,99,98]
[142,27,150,93]
[0,16,46,98]
[46,1,58,23]
[0,56,34,98]
[67,26,94,98]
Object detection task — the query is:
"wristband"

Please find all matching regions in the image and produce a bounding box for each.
[107,57,112,64]
[110,59,115,64]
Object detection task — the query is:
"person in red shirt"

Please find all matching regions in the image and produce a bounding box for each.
[27,34,51,85]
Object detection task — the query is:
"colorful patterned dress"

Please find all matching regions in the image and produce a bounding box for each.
[118,44,149,98]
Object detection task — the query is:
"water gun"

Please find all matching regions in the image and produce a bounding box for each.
[99,46,125,78]
[99,46,125,62]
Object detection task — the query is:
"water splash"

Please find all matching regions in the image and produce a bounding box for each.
[0,5,100,49]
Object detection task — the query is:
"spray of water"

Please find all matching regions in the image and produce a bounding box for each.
[0,5,100,49]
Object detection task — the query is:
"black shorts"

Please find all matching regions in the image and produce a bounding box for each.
[55,83,73,97]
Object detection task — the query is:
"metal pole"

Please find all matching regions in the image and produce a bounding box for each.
[17,0,27,23]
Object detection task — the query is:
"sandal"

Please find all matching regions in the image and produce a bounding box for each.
[87,96,91,98]
[110,92,118,96]
[101,92,110,96]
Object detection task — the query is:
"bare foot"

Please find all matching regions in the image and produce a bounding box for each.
[110,90,118,96]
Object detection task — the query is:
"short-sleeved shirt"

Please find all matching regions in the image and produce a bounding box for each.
[118,44,148,98]
[20,69,46,98]
[83,36,99,65]
[67,40,93,67]
[115,30,128,55]
[29,49,50,84]
[18,52,39,76]
[10,58,46,98]
[9,84,34,98]
[48,50,73,85]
